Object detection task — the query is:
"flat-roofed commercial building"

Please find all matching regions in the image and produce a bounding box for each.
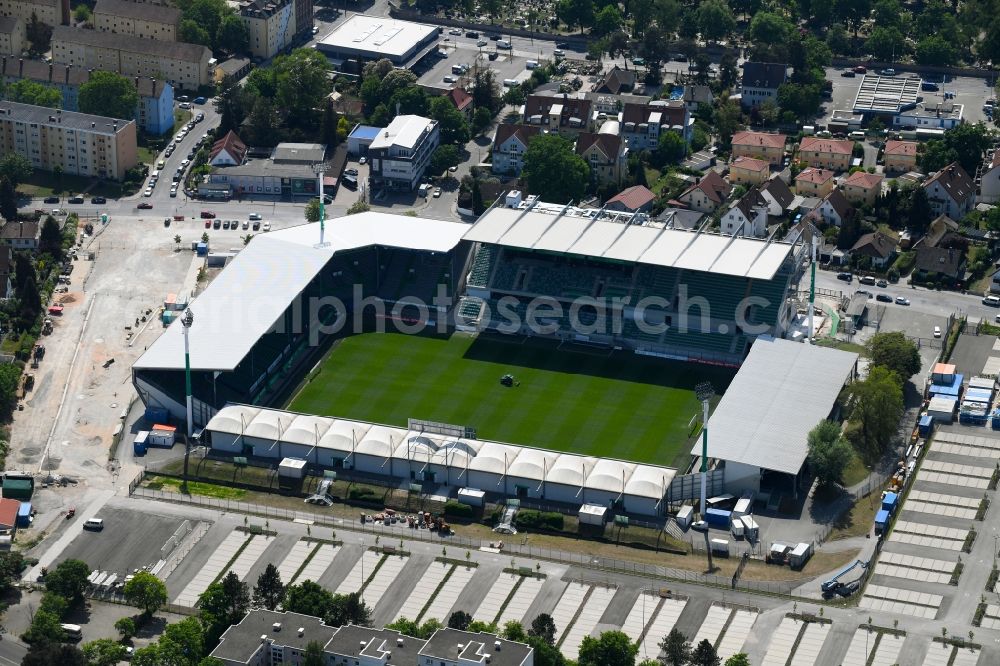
[51,25,214,89]
[368,114,439,191]
[93,0,180,42]
[0,100,138,180]
[315,14,438,70]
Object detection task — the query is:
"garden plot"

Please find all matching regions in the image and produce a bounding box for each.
[497,575,545,626]
[860,585,942,619]
[223,535,273,580]
[874,551,957,585]
[421,564,476,622]
[335,550,382,595]
[840,628,904,666]
[558,585,617,661]
[395,560,450,621]
[760,616,806,665]
[276,540,313,583]
[978,604,1000,628]
[692,604,730,649]
[550,582,590,645]
[888,520,969,551]
[172,530,247,607]
[362,554,409,609]
[634,597,687,661]
[716,609,758,661]
[293,544,339,584]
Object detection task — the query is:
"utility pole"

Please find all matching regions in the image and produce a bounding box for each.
[695,382,714,516]
[181,308,195,492]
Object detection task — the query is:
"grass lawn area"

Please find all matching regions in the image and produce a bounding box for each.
[289,332,735,467]
[146,474,247,500]
[816,338,866,355]
[173,109,192,134]
[827,490,881,541]
[17,172,93,198]
[138,145,157,165]
[840,449,870,487]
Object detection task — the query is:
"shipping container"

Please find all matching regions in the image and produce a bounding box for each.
[918,414,934,437]
[675,505,694,529]
[145,407,169,423]
[196,242,208,256]
[732,493,753,519]
[881,492,899,514]
[705,508,731,527]
[278,457,307,479]
[578,503,608,526]
[148,424,176,448]
[741,515,759,542]
[457,487,485,507]
[710,538,730,556]
[17,502,31,527]
[874,508,890,534]
[789,542,813,569]
[730,517,744,538]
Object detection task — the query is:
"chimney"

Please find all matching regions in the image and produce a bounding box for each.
[271,623,281,632]
[48,62,52,81]
[65,65,70,85]
[297,627,304,637]
[18,58,23,77]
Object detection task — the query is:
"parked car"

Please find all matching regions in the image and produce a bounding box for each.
[854,65,867,73]
[880,68,896,76]
[90,196,106,204]
[205,220,211,228]
[553,48,564,56]
[934,326,942,337]
[193,96,206,104]
[263,222,271,231]
[841,70,856,77]
[43,196,59,204]
[345,168,358,176]
[200,211,215,218]
[983,295,1000,307]
[68,196,84,204]
[252,221,261,231]
[876,293,892,302]
[876,279,888,288]
[836,272,853,282]
[433,188,442,198]
[242,220,250,230]
[895,296,910,305]
[222,220,230,229]
[137,202,153,209]
[249,212,262,220]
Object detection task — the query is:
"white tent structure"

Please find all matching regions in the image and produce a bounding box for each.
[203,405,678,517]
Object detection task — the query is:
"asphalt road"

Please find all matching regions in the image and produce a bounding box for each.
[56,506,185,575]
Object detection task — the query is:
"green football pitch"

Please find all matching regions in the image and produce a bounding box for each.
[288,332,735,467]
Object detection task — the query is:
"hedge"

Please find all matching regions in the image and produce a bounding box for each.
[348,487,381,502]
[514,510,564,531]
[443,500,474,519]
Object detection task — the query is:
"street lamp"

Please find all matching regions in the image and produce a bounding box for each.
[311,161,332,248]
[695,382,714,517]
[181,308,195,489]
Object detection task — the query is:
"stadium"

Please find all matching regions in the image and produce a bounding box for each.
[132,196,836,515]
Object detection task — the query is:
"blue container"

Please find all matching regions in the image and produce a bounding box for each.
[133,440,147,456]
[16,502,31,527]
[918,414,934,436]
[704,508,731,527]
[145,407,169,423]
[875,508,890,533]
[196,242,208,256]
[881,492,899,514]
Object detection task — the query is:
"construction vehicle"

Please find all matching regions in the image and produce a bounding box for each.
[42,318,53,335]
[821,559,869,597]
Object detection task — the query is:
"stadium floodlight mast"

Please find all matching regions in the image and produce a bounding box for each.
[181,308,195,489]
[312,161,333,248]
[695,381,714,517]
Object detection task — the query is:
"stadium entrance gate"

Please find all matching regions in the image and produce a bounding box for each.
[665,469,725,506]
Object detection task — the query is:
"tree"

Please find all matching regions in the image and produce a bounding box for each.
[448,610,473,630]
[0,153,32,187]
[6,80,61,108]
[199,573,250,646]
[303,641,325,666]
[284,579,336,618]
[472,107,492,136]
[713,99,742,146]
[124,571,168,617]
[529,613,557,645]
[904,186,933,234]
[115,617,137,641]
[695,0,735,43]
[274,49,330,127]
[501,621,527,642]
[836,0,872,36]
[724,654,751,666]
[73,4,91,23]
[522,134,589,204]
[214,75,251,136]
[471,68,501,114]
[593,5,623,36]
[691,638,721,666]
[865,26,906,62]
[199,659,226,666]
[253,563,285,611]
[503,84,526,107]
[304,197,323,223]
[180,18,212,45]
[79,72,139,121]
[321,99,339,148]
[807,420,853,486]
[656,132,687,166]
[429,96,470,145]
[82,639,127,666]
[0,551,24,593]
[326,592,371,627]
[346,200,370,215]
[430,145,461,175]
[25,12,52,56]
[385,617,443,639]
[915,36,956,65]
[557,0,595,34]
[527,635,566,666]
[578,630,637,666]
[216,13,249,53]
[157,617,205,666]
[866,331,921,384]
[0,176,16,222]
[46,558,91,602]
[39,216,62,259]
[22,610,65,645]
[777,82,823,119]
[660,628,691,666]
[849,365,904,461]
[23,643,85,666]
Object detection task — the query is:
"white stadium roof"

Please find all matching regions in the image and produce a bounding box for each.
[133,214,469,373]
[690,337,858,475]
[465,205,793,280]
[205,406,676,500]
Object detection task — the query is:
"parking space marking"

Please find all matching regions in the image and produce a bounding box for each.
[840,628,878,666]
[903,499,978,520]
[920,460,994,478]
[422,564,476,622]
[979,604,1000,628]
[497,575,545,626]
[880,551,957,572]
[637,598,686,660]
[692,604,731,650]
[364,554,408,610]
[224,535,272,580]
[908,490,981,509]
[915,469,989,488]
[875,551,957,584]
[934,431,1000,451]
[761,616,802,665]
[475,571,522,623]
[172,530,247,607]
[294,544,339,585]
[559,585,617,661]
[874,562,951,585]
[716,609,758,662]
[860,585,942,619]
[922,640,954,666]
[620,592,660,648]
[871,633,904,666]
[888,521,968,551]
[794,621,831,666]
[951,646,981,666]
[276,540,313,584]
[933,441,1000,458]
[394,560,450,621]
[335,550,382,596]
[550,582,590,645]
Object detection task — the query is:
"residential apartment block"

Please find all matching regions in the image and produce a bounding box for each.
[882,139,917,174]
[739,62,787,109]
[1,57,174,134]
[576,131,626,186]
[52,25,214,89]
[239,0,297,60]
[210,610,534,666]
[797,137,853,172]
[491,123,540,176]
[93,0,180,41]
[729,155,769,186]
[794,167,835,197]
[0,101,138,180]
[730,130,785,165]
[0,0,68,28]
[368,114,439,191]
[0,16,22,55]
[839,170,883,206]
[523,93,592,137]
[620,99,691,150]
[924,162,975,220]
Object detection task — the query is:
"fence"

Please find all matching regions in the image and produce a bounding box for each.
[129,487,806,598]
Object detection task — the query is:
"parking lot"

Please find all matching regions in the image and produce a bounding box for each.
[415,46,535,92]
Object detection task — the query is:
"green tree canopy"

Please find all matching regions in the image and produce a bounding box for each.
[253,563,285,611]
[0,153,32,187]
[199,572,250,646]
[25,12,52,55]
[6,80,61,108]
[216,13,249,53]
[660,627,691,666]
[23,643,84,666]
[849,366,904,462]
[303,641,325,666]
[346,200,371,215]
[79,72,139,120]
[81,638,127,666]
[73,4,92,23]
[124,571,168,616]
[691,638,721,666]
[865,331,921,384]
[915,35,956,65]
[529,613,557,645]
[274,49,330,127]
[45,558,90,602]
[695,0,735,42]
[430,144,461,175]
[0,176,17,223]
[429,95,470,145]
[725,654,752,666]
[578,630,638,666]
[22,610,65,645]
[448,610,473,630]
[522,134,589,204]
[557,0,595,34]
[807,420,854,486]
[39,216,63,259]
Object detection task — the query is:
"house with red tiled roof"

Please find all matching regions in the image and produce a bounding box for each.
[731,131,786,165]
[798,137,854,172]
[840,171,884,206]
[729,156,769,186]
[575,132,627,185]
[852,231,898,268]
[924,162,975,220]
[523,93,592,137]
[209,130,247,167]
[0,498,19,534]
[883,140,918,173]
[677,170,730,213]
[605,185,655,213]
[593,65,635,95]
[447,87,473,121]
[491,124,542,176]
[794,167,836,197]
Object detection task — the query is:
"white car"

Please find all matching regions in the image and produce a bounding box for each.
[449,28,462,35]
[312,26,319,34]
[178,102,192,109]
[934,326,942,338]
[443,75,457,83]
[894,296,910,306]
[249,212,262,220]
[359,157,367,165]
[554,48,564,56]
[477,39,488,47]
[143,188,153,197]
[263,222,271,231]
[433,188,442,198]
[448,165,458,172]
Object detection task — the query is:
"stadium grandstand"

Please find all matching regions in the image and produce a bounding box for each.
[132,214,472,427]
[462,193,807,365]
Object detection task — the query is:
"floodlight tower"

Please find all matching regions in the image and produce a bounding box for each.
[312,161,332,248]
[181,308,195,486]
[808,235,817,342]
[695,381,714,516]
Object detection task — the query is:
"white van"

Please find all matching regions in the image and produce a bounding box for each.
[502,78,518,87]
[525,60,539,69]
[849,130,865,140]
[497,39,512,49]
[61,624,83,640]
[83,518,104,530]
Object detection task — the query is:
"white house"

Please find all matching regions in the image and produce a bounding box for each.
[722,188,769,238]
[924,162,975,220]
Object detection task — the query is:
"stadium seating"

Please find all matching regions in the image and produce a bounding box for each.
[662,326,735,354]
[748,268,793,326]
[678,271,750,323]
[634,265,679,301]
[467,244,499,288]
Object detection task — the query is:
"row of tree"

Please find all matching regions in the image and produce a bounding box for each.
[0,71,142,122]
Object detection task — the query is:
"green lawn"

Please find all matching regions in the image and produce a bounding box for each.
[137,145,157,166]
[288,332,735,467]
